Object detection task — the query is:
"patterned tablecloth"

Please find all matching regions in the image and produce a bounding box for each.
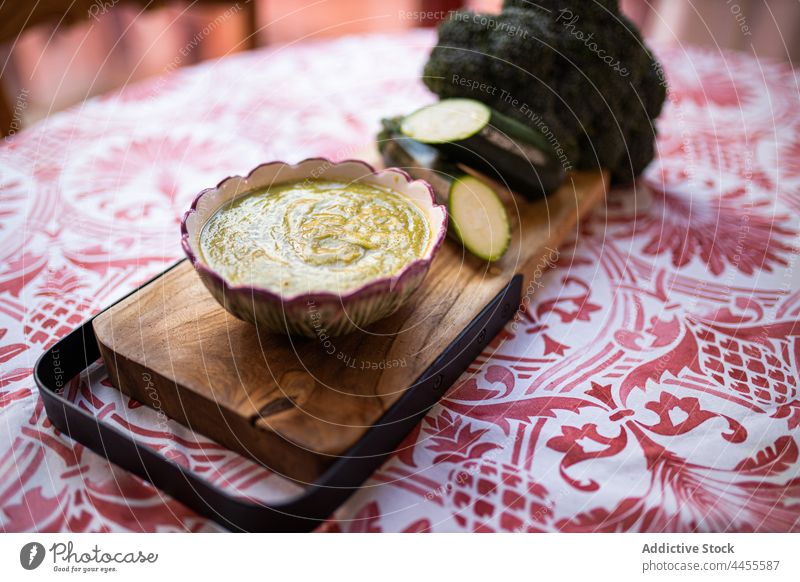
[1,30,799,533]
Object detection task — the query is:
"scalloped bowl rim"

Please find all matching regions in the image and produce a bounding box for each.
[180,157,448,309]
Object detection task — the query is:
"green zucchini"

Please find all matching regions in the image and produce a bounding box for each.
[400,98,566,199]
[378,118,510,262]
[448,175,510,262]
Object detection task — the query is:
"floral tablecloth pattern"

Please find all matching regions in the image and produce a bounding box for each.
[1,30,799,532]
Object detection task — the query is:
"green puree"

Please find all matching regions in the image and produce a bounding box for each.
[200,180,431,295]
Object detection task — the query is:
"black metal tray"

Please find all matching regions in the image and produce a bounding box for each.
[34,260,522,532]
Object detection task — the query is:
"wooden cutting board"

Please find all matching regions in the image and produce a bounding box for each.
[93,170,607,484]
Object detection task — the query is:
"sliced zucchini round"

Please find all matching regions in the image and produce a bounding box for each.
[400,99,491,144]
[400,98,566,200]
[448,175,510,262]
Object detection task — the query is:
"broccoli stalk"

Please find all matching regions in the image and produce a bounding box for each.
[422,0,667,182]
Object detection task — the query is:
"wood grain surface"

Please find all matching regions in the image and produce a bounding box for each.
[93,170,607,483]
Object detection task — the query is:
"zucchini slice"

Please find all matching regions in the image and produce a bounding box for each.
[378,118,510,262]
[448,175,510,262]
[400,98,492,143]
[400,98,566,200]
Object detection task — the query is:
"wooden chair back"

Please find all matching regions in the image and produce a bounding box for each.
[0,0,257,136]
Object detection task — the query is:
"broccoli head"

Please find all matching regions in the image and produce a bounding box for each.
[423,0,667,182]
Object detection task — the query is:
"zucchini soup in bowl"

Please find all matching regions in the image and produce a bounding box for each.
[181,159,447,337]
[200,179,431,296]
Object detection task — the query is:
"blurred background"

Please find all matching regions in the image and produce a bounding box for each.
[1,0,798,134]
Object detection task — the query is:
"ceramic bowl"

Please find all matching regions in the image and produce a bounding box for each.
[181,158,447,337]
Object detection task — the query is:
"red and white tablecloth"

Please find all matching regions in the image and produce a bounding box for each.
[1,30,799,532]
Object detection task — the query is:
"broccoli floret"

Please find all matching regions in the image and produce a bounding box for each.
[423,0,667,182]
